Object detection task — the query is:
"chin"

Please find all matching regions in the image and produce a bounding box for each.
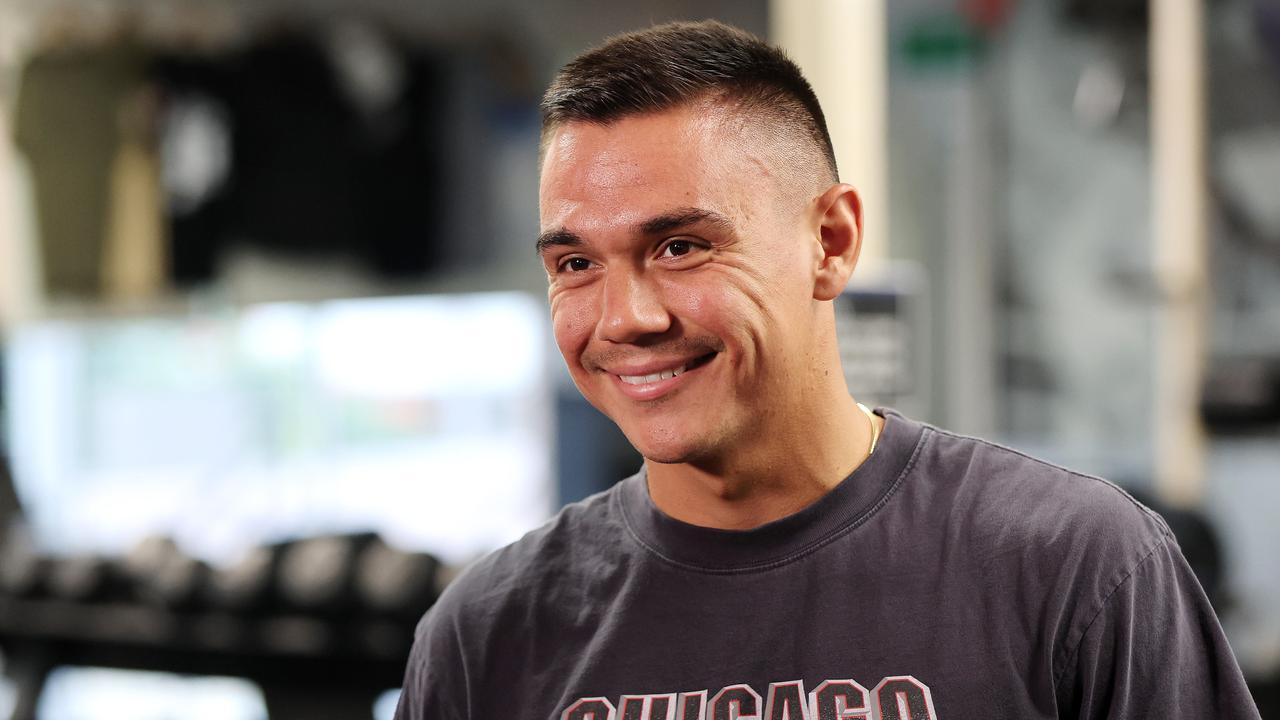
[633,445,697,465]
[622,423,716,465]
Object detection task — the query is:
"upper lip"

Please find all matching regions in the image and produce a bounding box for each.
[600,355,707,377]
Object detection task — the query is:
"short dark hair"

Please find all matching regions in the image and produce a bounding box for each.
[540,20,838,181]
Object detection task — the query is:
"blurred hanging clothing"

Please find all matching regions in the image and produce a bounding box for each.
[103,86,168,300]
[229,28,362,259]
[151,50,236,285]
[13,35,151,298]
[153,21,446,287]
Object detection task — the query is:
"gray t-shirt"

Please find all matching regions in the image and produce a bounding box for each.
[395,410,1260,719]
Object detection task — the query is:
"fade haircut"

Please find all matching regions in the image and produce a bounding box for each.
[540,20,838,182]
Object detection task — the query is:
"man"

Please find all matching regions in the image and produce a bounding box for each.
[396,21,1260,719]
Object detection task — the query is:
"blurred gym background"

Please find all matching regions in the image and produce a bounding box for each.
[0,0,1277,717]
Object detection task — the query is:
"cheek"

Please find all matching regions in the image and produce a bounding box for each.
[549,292,597,361]
[657,277,728,339]
[660,280,708,318]
[660,268,770,333]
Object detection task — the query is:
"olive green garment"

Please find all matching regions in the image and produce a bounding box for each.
[12,38,149,298]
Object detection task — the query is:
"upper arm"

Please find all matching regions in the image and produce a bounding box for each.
[394,603,472,720]
[1057,533,1260,719]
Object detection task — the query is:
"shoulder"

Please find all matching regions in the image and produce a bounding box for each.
[902,417,1173,575]
[421,478,628,630]
[399,479,635,715]
[891,418,1189,681]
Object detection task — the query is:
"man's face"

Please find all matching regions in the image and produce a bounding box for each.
[538,103,826,465]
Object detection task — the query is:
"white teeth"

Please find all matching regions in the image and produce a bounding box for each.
[620,363,688,385]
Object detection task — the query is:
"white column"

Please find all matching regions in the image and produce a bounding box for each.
[770,0,889,280]
[1150,0,1209,506]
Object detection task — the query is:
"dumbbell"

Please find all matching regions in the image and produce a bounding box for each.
[276,532,380,614]
[205,541,286,613]
[45,552,119,602]
[0,521,49,598]
[1,524,125,603]
[352,536,441,620]
[121,535,210,609]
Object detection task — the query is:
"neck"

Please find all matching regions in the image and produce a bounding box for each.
[645,388,880,531]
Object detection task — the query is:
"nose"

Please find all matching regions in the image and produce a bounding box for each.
[595,269,671,343]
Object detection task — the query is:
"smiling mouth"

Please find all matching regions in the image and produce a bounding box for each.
[616,352,716,385]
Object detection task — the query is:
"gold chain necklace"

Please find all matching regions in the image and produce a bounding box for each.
[857,402,880,456]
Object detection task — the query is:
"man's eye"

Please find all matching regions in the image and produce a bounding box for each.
[559,257,593,272]
[660,239,697,258]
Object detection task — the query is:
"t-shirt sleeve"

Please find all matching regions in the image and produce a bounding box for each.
[394,602,472,720]
[1059,531,1261,718]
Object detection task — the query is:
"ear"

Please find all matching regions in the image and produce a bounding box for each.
[812,183,863,301]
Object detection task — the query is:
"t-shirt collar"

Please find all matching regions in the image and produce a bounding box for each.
[615,409,926,573]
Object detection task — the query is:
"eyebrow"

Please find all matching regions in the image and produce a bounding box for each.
[535,207,732,255]
[535,228,581,255]
[637,207,733,236]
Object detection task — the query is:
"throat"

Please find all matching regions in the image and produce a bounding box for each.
[646,454,847,531]
[644,395,875,530]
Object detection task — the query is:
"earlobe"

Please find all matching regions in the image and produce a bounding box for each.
[812,184,863,301]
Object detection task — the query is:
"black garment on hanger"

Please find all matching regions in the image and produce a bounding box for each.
[153,25,446,286]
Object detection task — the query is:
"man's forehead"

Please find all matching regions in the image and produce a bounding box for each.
[542,109,728,181]
[538,107,766,229]
[544,98,732,150]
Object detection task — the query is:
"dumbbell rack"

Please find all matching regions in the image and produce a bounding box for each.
[0,595,415,720]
